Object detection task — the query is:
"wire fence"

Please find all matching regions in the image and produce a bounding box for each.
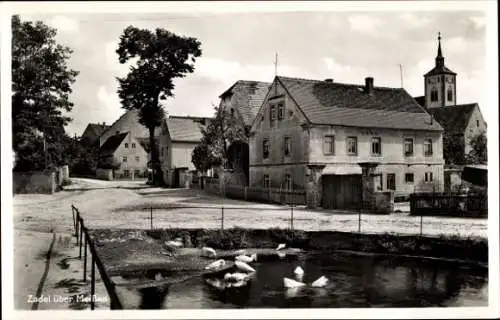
[71,205,123,310]
[136,204,487,239]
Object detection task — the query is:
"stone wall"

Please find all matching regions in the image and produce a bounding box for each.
[13,171,56,194]
[373,192,395,214]
[61,165,70,182]
[444,169,463,192]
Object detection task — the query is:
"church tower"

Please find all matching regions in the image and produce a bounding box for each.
[424,33,457,108]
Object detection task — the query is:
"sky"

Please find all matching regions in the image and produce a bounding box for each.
[15,4,490,137]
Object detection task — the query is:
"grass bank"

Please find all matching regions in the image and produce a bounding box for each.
[145,228,488,265]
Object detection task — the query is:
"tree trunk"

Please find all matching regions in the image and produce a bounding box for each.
[149,126,163,185]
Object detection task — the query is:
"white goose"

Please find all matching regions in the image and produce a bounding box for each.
[235,260,256,273]
[235,253,257,263]
[201,246,217,258]
[164,240,183,248]
[224,272,251,282]
[311,275,328,288]
[276,243,286,251]
[294,266,304,276]
[204,259,226,270]
[283,277,306,288]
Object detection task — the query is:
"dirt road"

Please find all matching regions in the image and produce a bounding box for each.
[14,178,487,238]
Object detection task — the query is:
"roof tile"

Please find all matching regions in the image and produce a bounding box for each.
[166,116,212,142]
[278,76,443,131]
[427,103,477,133]
[100,132,128,155]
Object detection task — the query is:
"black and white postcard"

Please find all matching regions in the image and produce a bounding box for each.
[1,1,498,319]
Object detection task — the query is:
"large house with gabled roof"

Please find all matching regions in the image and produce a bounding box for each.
[249,75,445,209]
[219,80,272,129]
[99,131,149,180]
[98,109,161,148]
[217,80,271,185]
[158,115,212,187]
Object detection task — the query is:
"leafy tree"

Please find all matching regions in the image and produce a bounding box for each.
[200,104,247,170]
[191,143,217,188]
[67,137,100,176]
[116,26,202,184]
[466,132,487,164]
[443,132,466,165]
[98,155,121,170]
[12,15,79,171]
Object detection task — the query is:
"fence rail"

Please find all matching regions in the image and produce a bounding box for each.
[71,205,123,310]
[410,192,487,217]
[202,180,307,206]
[139,205,441,236]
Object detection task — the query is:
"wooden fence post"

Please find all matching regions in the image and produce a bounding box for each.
[90,254,96,310]
[221,206,224,231]
[150,207,153,230]
[420,215,423,236]
[83,230,87,282]
[75,215,79,244]
[79,222,83,259]
[72,207,76,235]
[358,209,361,233]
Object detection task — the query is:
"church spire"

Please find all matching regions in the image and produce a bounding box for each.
[437,32,442,57]
[435,32,445,67]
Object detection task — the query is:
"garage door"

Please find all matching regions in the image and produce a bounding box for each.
[322,174,362,210]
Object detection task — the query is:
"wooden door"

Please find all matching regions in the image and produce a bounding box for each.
[322,175,362,209]
[341,175,362,209]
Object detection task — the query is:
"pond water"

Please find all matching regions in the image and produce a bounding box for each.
[116,252,488,309]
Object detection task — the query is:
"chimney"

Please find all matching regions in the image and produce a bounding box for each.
[365,77,374,94]
[115,130,120,135]
[324,78,333,83]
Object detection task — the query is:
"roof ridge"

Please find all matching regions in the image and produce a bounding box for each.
[168,115,213,120]
[99,109,135,137]
[277,75,405,91]
[237,80,272,85]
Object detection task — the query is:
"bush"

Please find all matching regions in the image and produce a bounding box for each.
[98,156,121,170]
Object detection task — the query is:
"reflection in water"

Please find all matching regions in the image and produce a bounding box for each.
[203,281,252,307]
[138,285,169,309]
[122,252,487,309]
